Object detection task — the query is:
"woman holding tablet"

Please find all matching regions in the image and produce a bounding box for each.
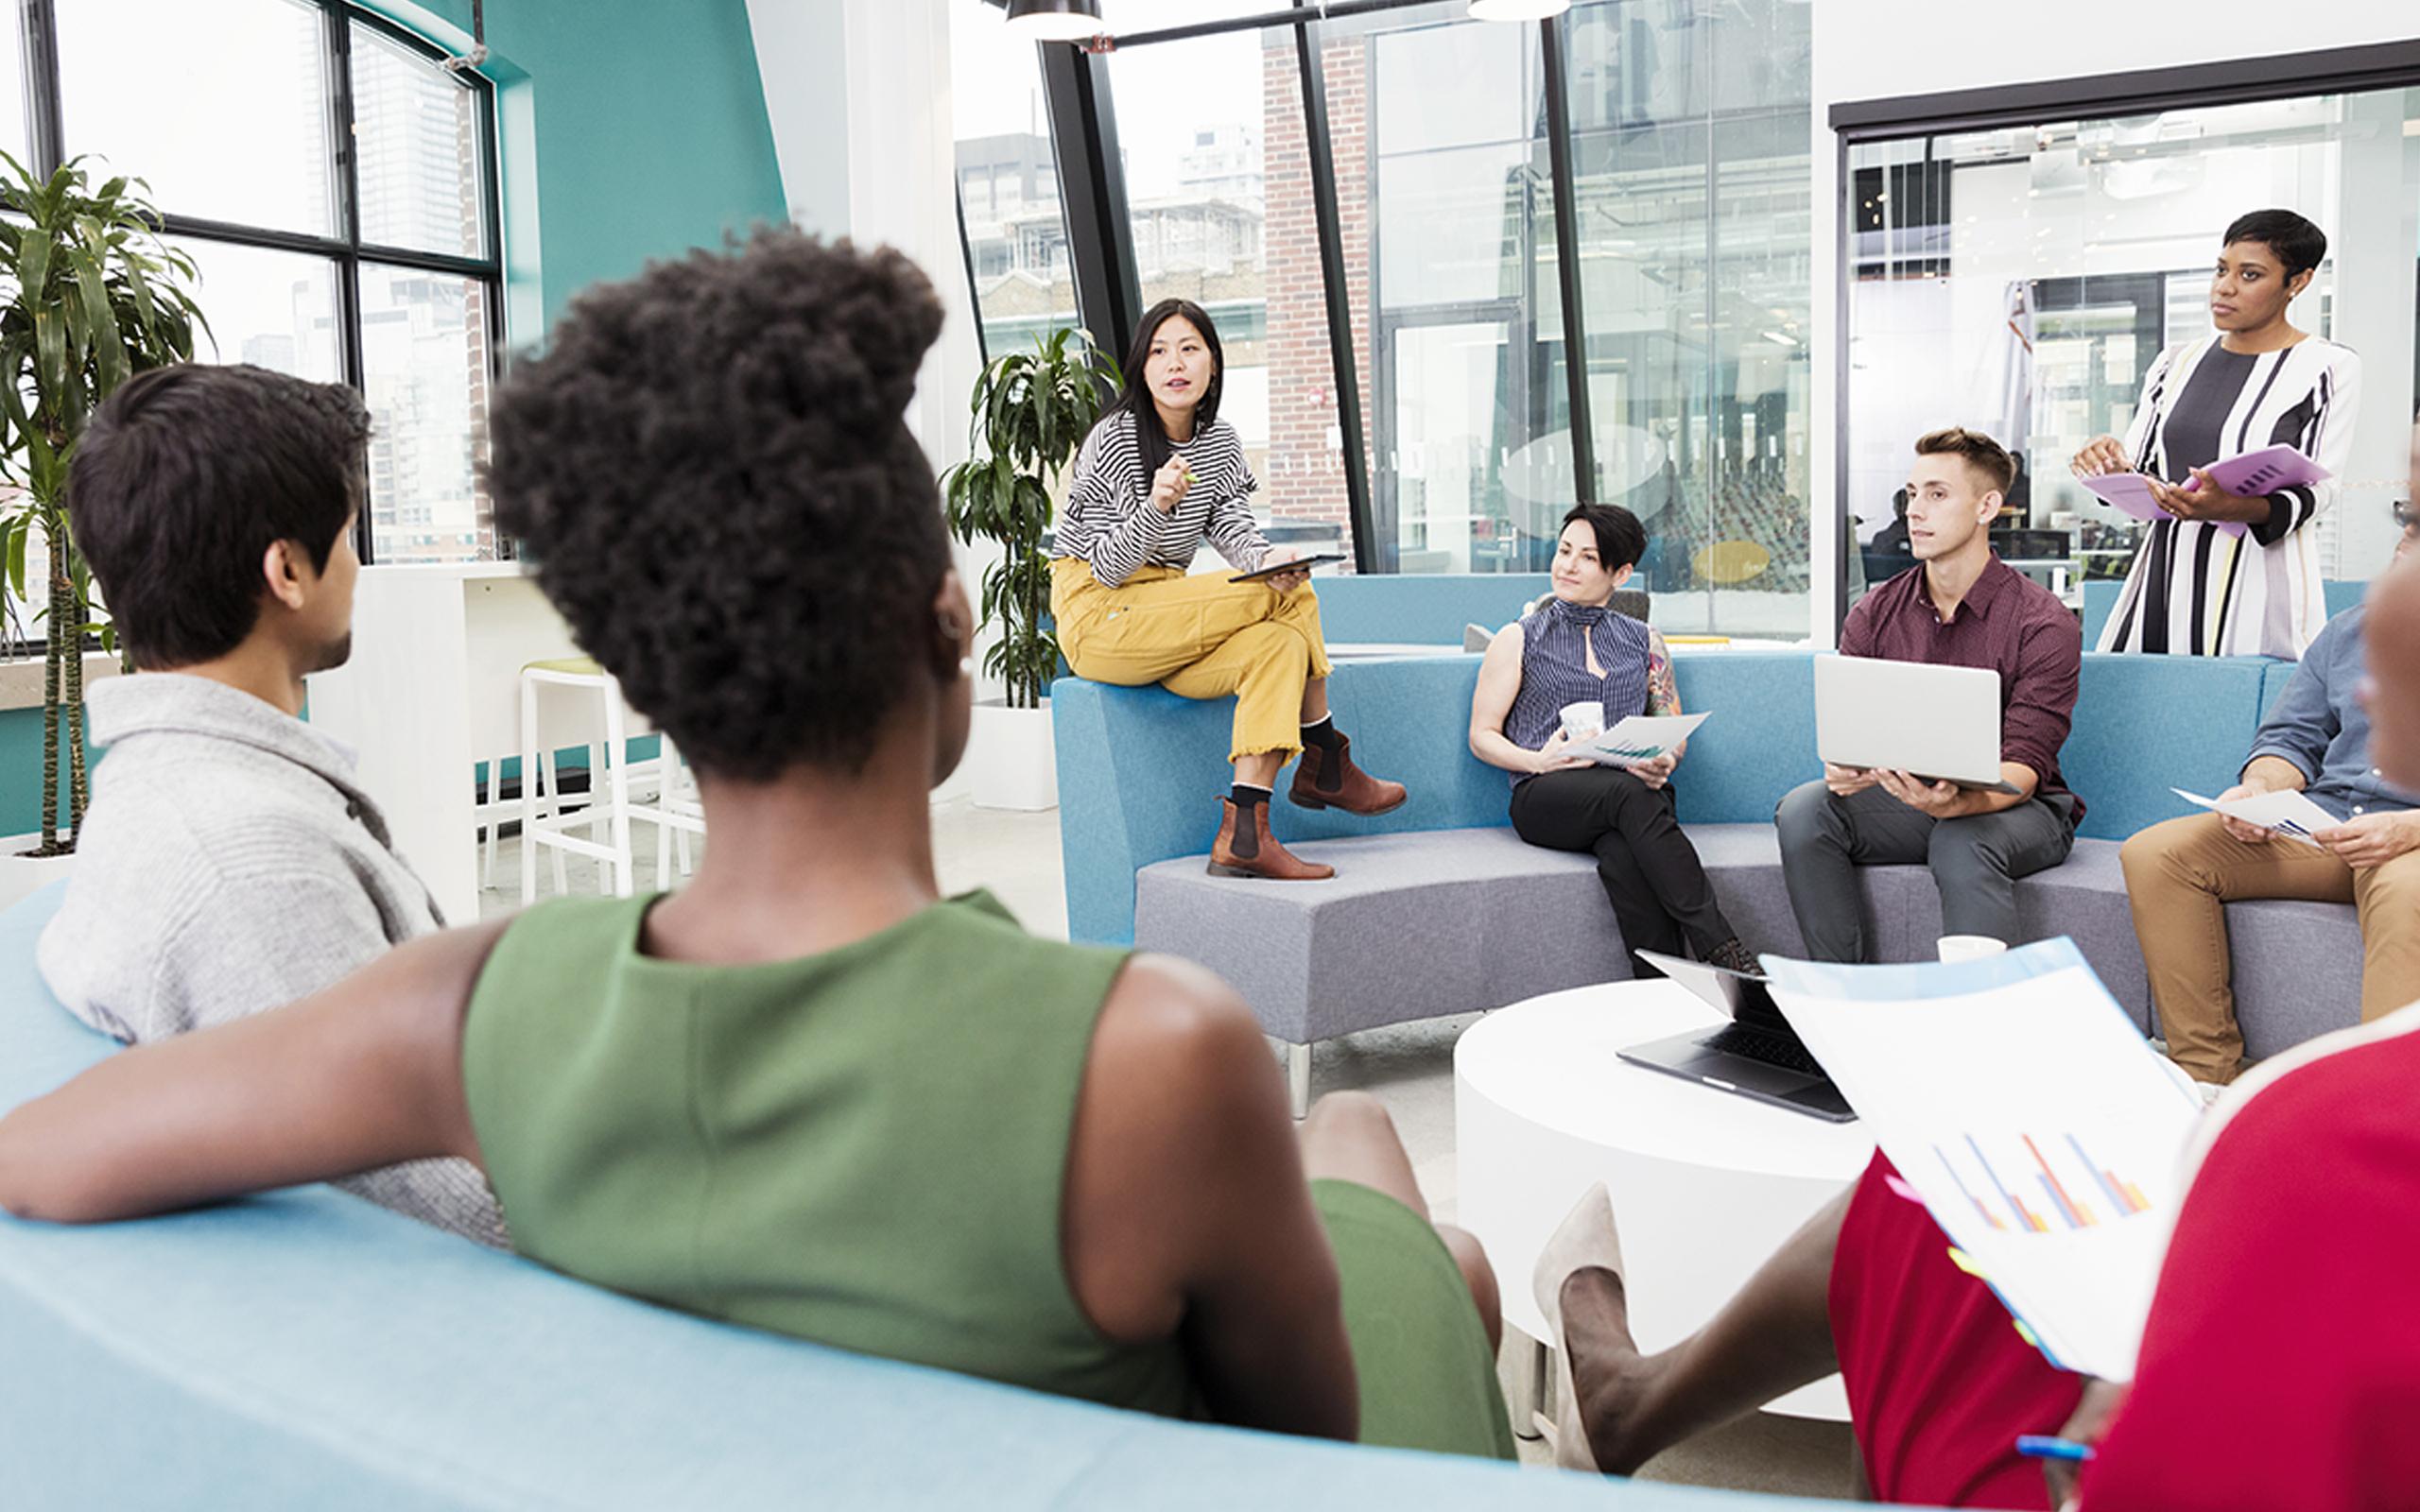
[2071,209,2361,658]
[1468,504,1757,975]
[1053,298,1403,882]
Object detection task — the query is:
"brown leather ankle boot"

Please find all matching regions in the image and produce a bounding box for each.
[1288,732,1408,816]
[1208,799,1335,881]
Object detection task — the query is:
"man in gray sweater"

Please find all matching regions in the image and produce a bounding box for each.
[37,364,505,1247]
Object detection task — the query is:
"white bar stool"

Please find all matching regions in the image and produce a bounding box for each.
[519,658,643,901]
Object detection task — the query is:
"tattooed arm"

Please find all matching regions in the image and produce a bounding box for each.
[1644,628,1681,717]
[1634,628,1685,789]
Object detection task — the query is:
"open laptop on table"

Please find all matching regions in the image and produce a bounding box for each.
[1617,949,1855,1122]
[1813,654,2020,795]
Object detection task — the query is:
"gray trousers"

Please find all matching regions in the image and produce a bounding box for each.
[1773,780,2077,963]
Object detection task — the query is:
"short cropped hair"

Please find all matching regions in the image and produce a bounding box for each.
[2222,209,2327,278]
[486,228,951,781]
[1560,503,1647,573]
[67,364,368,669]
[1913,427,2015,495]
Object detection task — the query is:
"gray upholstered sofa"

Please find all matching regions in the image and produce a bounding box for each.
[1056,649,2358,1112]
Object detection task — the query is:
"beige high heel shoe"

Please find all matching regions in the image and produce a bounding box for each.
[1530,1182,1624,1473]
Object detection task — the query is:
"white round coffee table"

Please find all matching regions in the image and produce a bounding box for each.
[1456,979,1876,1421]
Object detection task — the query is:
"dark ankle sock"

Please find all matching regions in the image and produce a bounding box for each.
[1301,714,1343,753]
[1231,782,1271,810]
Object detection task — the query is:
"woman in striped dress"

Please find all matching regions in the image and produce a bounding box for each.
[1467,504,1756,975]
[2072,209,2362,658]
[1052,298,1405,882]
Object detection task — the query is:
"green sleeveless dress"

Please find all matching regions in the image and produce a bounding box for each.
[460,891,1512,1460]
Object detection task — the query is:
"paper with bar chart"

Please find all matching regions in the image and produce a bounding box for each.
[1760,939,2204,1382]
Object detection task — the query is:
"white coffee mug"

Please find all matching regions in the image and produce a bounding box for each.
[1559,700,1604,741]
[1937,935,2008,964]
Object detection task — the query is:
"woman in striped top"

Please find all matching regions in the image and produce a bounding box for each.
[1467,504,1756,975]
[1052,298,1405,882]
[2072,209,2362,658]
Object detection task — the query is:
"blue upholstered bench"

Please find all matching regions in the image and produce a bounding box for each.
[1057,649,2362,1111]
[0,885,1883,1508]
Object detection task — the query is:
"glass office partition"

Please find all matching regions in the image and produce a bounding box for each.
[1846,89,2420,615]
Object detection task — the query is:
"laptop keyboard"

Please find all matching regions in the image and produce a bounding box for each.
[1701,1023,1826,1078]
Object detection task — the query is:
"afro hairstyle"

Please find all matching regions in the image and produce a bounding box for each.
[486,227,952,781]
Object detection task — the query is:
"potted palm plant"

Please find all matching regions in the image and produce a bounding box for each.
[0,153,206,859]
[940,326,1116,811]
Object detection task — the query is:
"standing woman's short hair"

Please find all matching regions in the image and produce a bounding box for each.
[1098,298,1225,482]
[2222,209,2328,279]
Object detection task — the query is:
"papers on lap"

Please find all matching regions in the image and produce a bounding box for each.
[1588,712,1708,767]
[2079,444,2329,542]
[1762,940,2204,1382]
[2172,787,2338,847]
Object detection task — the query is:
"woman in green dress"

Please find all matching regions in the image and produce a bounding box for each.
[0,230,1512,1461]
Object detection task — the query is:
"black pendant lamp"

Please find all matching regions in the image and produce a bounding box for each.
[1005,0,1104,42]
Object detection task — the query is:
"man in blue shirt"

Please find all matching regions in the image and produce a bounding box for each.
[2121,474,2420,1085]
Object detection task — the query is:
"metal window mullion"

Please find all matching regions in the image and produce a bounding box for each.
[1538,13,1593,509]
[1040,39,1141,368]
[1295,13,1381,574]
[954,178,989,372]
[22,0,63,177]
[323,6,373,562]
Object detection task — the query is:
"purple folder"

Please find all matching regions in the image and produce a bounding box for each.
[2081,446,2327,541]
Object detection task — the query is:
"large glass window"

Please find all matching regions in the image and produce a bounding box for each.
[1846,89,2420,615]
[39,1,502,570]
[958,0,1816,599]
[59,0,338,236]
[949,2,1080,362]
[1106,27,1357,566]
[1564,0,1814,636]
[1331,5,1563,576]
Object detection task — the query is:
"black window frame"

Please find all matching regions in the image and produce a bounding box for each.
[18,0,509,571]
[954,0,1594,576]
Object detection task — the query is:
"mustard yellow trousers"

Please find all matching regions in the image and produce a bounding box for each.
[1051,558,1333,763]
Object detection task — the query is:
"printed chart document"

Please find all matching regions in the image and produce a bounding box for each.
[1762,941,2204,1381]
[1589,712,1709,767]
[2080,444,2328,542]
[2171,787,2339,848]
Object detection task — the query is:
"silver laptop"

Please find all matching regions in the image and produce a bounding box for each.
[1616,950,1855,1122]
[1813,654,2018,794]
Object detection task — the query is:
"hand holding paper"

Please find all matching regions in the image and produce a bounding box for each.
[2171,787,2336,848]
[1590,712,1709,768]
[1761,941,2204,1382]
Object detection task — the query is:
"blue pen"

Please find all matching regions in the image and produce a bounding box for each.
[2015,1435,2097,1463]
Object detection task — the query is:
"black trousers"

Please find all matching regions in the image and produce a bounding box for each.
[1509,766,1738,965]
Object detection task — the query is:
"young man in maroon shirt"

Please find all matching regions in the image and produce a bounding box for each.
[1775,427,2083,961]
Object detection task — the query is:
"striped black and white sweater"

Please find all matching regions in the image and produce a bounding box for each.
[2099,335,2362,659]
[1053,411,1269,586]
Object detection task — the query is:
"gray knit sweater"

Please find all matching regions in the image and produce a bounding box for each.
[37,673,509,1248]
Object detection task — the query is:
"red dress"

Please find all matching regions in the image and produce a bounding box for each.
[1831,1014,2420,1509]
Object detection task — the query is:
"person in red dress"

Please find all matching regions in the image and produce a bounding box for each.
[1543,547,2420,1509]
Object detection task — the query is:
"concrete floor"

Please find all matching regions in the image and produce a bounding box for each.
[481,797,1858,1499]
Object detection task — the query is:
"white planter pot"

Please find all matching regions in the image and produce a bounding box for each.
[969,698,1058,812]
[0,850,77,914]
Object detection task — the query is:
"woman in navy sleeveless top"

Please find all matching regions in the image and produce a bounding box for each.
[1468,505,1755,975]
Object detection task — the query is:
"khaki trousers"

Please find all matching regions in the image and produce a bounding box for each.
[2119,812,2420,1083]
[1050,559,1333,763]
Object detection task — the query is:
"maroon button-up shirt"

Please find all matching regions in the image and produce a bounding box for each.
[1841,555,2083,824]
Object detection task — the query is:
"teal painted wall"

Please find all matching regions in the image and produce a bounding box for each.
[4,1,788,837]
[369,0,790,335]
[0,705,88,842]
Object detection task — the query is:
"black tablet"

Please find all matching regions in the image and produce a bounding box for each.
[1230,553,1344,583]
